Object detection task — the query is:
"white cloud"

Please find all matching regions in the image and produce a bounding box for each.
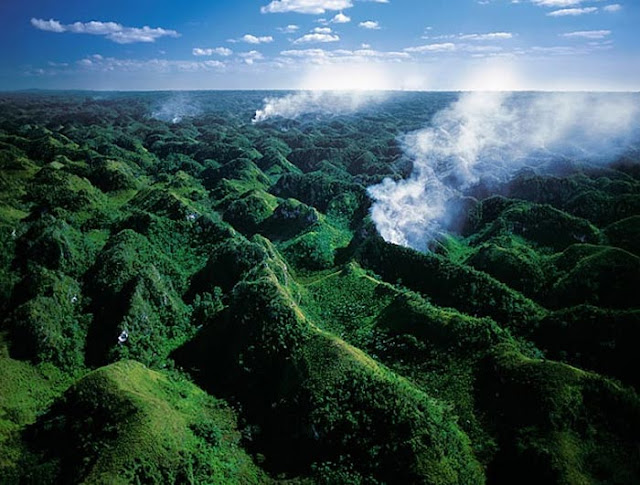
[202,60,225,68]
[31,18,179,43]
[547,7,598,15]
[30,18,65,32]
[261,0,353,14]
[242,34,274,44]
[603,4,622,12]
[343,48,409,59]
[192,47,233,56]
[239,51,264,64]
[109,27,178,44]
[293,32,340,43]
[75,56,224,72]
[404,43,457,53]
[531,0,584,6]
[402,33,616,59]
[562,29,611,39]
[281,48,331,60]
[359,20,380,29]
[529,45,582,55]
[277,24,300,33]
[313,27,333,33]
[459,32,513,41]
[525,40,617,57]
[66,21,122,35]
[464,45,505,53]
[332,12,351,23]
[280,47,409,64]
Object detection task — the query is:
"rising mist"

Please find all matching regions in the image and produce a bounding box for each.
[151,93,202,123]
[368,91,640,251]
[253,90,389,122]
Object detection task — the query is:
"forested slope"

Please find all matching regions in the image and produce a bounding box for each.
[0,91,639,484]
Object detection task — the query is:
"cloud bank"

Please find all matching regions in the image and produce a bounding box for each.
[192,47,233,56]
[261,0,353,14]
[368,92,640,251]
[359,21,381,29]
[547,7,597,16]
[31,18,179,44]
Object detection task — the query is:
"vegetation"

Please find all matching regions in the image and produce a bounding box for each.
[0,91,638,484]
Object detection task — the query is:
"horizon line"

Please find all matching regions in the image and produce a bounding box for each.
[2,88,639,94]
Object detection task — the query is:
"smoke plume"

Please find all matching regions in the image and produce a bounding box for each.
[368,91,640,251]
[151,94,201,123]
[253,90,387,122]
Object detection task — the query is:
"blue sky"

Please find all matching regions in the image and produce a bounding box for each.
[0,0,638,90]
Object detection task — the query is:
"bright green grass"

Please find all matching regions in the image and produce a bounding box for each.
[24,360,269,485]
[0,334,73,479]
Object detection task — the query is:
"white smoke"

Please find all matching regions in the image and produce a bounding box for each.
[252,91,387,123]
[368,91,640,251]
[152,94,201,123]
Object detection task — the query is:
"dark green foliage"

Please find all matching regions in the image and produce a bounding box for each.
[6,267,89,370]
[88,159,140,192]
[0,226,19,314]
[465,241,545,296]
[299,332,485,485]
[84,229,191,367]
[261,198,319,240]
[281,229,335,270]
[476,343,640,485]
[272,172,366,214]
[1,91,639,485]
[533,306,640,388]
[14,215,96,277]
[127,186,200,222]
[357,234,545,331]
[377,292,508,354]
[507,171,640,225]
[288,147,344,173]
[300,262,397,345]
[223,190,276,235]
[297,265,508,467]
[255,146,300,177]
[548,246,640,309]
[178,258,484,484]
[605,215,640,255]
[471,201,600,252]
[25,165,107,214]
[190,289,224,327]
[202,157,270,198]
[187,236,267,295]
[463,195,518,236]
